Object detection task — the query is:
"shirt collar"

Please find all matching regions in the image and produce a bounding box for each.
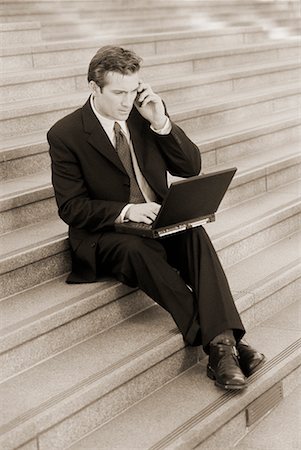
[90,95,128,135]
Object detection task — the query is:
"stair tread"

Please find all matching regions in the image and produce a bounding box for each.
[1,138,299,204]
[67,300,301,450]
[1,296,299,446]
[1,228,300,351]
[0,304,177,431]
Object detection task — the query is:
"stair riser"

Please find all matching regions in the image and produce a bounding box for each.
[0,341,198,450]
[41,17,201,36]
[1,1,294,15]
[2,42,299,75]
[203,122,301,168]
[0,196,57,234]
[1,203,299,299]
[0,149,50,181]
[161,68,301,106]
[4,65,300,104]
[216,208,300,268]
[176,93,301,135]
[0,12,80,23]
[0,250,70,299]
[0,27,41,46]
[222,161,301,209]
[0,107,75,138]
[0,290,154,381]
[1,92,300,137]
[191,46,301,73]
[7,0,298,10]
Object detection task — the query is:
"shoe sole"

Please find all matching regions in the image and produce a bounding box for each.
[207,365,247,391]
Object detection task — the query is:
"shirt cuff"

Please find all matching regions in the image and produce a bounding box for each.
[150,117,171,135]
[115,204,133,223]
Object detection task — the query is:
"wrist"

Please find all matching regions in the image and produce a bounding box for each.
[151,116,168,131]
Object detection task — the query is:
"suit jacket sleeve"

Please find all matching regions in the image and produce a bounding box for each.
[150,118,201,178]
[48,129,127,232]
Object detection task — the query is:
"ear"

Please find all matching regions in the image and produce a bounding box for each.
[89,80,101,95]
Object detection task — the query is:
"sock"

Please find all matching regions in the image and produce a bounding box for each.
[211,329,235,346]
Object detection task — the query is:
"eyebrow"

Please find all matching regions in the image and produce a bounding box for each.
[112,87,139,93]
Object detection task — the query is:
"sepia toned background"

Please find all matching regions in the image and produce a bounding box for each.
[0,0,300,449]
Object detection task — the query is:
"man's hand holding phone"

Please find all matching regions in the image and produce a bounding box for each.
[135,81,167,130]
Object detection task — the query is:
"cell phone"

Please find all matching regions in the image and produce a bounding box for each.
[135,89,145,107]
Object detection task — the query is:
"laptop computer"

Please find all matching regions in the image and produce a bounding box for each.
[115,167,237,239]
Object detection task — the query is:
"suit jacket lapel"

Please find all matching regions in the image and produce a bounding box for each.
[81,98,127,175]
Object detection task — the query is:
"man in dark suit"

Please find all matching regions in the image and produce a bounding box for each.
[48,46,265,391]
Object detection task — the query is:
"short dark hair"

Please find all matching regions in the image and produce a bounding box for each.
[88,45,142,89]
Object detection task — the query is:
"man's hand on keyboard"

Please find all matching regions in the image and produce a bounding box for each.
[125,202,161,224]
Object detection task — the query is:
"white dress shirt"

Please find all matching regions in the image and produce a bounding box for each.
[90,95,171,222]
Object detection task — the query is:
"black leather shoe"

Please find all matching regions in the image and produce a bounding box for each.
[237,339,266,377]
[207,340,246,390]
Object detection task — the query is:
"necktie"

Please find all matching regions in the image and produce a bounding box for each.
[114,122,145,204]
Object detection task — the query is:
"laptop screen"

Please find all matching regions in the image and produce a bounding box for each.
[153,167,237,228]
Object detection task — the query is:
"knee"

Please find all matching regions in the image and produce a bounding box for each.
[122,236,166,260]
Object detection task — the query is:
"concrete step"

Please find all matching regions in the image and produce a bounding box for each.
[0,221,300,381]
[171,84,301,136]
[1,291,299,450]
[1,107,299,180]
[40,15,228,41]
[0,303,197,450]
[1,82,300,137]
[67,301,301,450]
[0,21,41,46]
[1,0,298,14]
[0,176,300,298]
[2,58,300,104]
[1,33,299,74]
[1,136,300,234]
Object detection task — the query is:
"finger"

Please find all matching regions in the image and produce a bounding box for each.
[147,211,157,221]
[140,95,158,108]
[137,81,148,92]
[151,203,161,214]
[141,215,153,225]
[138,89,152,104]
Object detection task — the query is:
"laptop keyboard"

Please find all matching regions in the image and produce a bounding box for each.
[126,222,152,230]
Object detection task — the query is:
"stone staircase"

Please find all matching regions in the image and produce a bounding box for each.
[0,0,300,449]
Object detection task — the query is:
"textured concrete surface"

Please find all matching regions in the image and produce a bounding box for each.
[235,384,301,450]
[67,300,301,450]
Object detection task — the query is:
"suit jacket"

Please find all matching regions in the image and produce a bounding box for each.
[47,97,201,283]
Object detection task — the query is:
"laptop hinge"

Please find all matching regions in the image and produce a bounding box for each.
[157,214,215,238]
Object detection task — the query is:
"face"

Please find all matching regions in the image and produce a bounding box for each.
[90,71,140,121]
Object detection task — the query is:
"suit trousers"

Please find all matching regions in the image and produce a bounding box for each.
[96,226,245,350]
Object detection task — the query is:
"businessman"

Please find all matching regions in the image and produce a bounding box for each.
[48,45,265,391]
